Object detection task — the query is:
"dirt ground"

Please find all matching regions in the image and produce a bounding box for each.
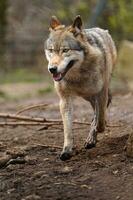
[0,88,133,200]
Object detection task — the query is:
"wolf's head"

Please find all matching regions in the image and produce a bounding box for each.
[45,16,85,82]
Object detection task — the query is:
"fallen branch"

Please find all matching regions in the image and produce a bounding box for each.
[0,121,89,127]
[0,113,47,122]
[6,157,26,166]
[16,103,49,115]
[16,103,59,115]
[0,122,51,126]
[0,113,122,128]
[0,121,122,128]
[0,113,89,125]
[0,152,26,168]
[107,124,123,128]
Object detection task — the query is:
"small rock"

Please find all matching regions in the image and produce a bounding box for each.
[116,195,121,199]
[113,170,119,175]
[61,166,73,173]
[7,188,15,194]
[81,184,92,190]
[112,154,118,158]
[43,158,49,161]
[21,194,41,200]
[13,137,19,142]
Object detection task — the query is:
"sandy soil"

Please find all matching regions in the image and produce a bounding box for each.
[0,90,133,200]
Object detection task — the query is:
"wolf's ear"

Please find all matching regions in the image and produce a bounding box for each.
[50,16,61,30]
[72,15,82,30]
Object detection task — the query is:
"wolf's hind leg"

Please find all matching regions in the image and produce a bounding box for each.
[84,98,98,149]
[84,88,108,148]
[107,89,112,107]
[96,88,108,133]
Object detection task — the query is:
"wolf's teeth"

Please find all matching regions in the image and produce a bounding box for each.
[53,73,62,81]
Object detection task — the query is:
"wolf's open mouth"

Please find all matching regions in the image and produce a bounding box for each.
[53,73,63,81]
[52,60,77,81]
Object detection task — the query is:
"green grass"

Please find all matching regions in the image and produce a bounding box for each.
[0,68,50,84]
[37,86,53,95]
[0,90,9,99]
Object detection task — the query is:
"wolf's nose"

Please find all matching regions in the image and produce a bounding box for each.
[49,66,57,74]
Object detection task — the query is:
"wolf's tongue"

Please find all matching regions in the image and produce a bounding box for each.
[53,73,62,81]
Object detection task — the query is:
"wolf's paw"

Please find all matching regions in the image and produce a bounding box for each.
[84,136,97,149]
[85,129,97,149]
[84,141,96,149]
[60,146,73,161]
[60,152,72,161]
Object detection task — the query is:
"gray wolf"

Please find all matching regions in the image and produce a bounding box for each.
[45,16,117,161]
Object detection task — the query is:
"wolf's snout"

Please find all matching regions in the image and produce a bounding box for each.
[49,66,57,74]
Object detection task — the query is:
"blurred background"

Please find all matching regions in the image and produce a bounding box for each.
[0,0,133,100]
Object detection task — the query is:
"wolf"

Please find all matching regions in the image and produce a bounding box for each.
[45,15,117,161]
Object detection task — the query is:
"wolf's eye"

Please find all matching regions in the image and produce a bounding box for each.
[62,49,70,53]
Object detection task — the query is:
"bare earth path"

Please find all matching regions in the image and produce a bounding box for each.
[0,92,133,200]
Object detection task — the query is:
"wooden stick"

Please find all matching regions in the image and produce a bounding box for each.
[0,113,89,125]
[16,103,59,115]
[107,124,123,128]
[0,121,122,128]
[0,113,47,122]
[0,113,122,128]
[0,121,63,127]
[0,121,87,126]
[0,122,50,126]
[16,103,49,115]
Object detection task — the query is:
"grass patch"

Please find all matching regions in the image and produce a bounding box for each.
[0,68,50,84]
[37,86,53,95]
[0,90,9,99]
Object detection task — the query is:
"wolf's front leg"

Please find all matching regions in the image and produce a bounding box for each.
[59,97,73,161]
